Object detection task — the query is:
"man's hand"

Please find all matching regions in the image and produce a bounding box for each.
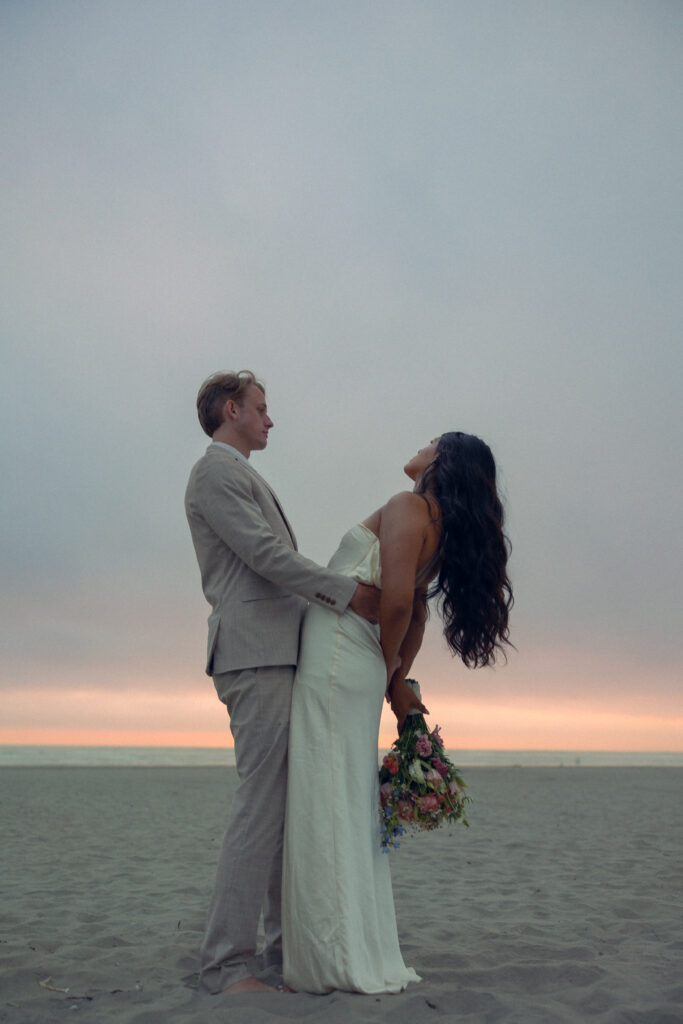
[349,583,381,624]
[388,677,428,734]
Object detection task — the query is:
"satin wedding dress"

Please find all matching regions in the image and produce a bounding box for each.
[282,524,421,994]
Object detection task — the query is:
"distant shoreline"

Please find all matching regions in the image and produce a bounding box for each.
[1,745,681,768]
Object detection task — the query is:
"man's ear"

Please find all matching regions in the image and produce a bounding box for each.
[224,399,239,422]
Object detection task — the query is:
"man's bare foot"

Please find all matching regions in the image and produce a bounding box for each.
[221,976,276,994]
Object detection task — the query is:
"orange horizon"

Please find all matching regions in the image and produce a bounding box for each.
[2,716,679,757]
[3,650,681,754]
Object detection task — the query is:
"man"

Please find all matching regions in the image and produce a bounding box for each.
[185,370,379,995]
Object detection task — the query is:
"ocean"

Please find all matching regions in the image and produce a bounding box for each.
[1,746,681,768]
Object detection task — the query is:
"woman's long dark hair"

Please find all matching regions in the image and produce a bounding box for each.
[418,432,513,668]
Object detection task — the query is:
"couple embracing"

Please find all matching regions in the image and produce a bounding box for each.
[185,370,512,996]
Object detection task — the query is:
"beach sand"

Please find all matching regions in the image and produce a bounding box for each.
[2,766,681,1024]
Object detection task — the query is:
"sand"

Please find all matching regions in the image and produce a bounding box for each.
[1,765,681,1024]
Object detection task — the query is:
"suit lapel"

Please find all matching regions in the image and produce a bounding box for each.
[212,447,298,549]
[248,465,298,548]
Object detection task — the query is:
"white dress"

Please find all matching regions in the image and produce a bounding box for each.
[282,524,421,994]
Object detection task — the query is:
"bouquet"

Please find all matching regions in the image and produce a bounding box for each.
[379,679,470,849]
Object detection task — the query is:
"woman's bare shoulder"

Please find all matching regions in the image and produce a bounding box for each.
[364,492,426,531]
[382,490,435,524]
[386,490,433,511]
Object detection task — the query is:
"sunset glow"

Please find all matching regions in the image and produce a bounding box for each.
[2,684,680,752]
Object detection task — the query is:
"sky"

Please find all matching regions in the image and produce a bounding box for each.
[1,0,682,751]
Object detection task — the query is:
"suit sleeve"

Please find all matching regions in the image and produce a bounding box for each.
[196,459,356,612]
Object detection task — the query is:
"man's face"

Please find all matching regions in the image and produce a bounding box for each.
[233,385,273,452]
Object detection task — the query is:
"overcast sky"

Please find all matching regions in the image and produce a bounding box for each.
[2,1,682,749]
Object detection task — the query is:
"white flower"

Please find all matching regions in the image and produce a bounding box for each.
[426,769,445,791]
[408,760,425,784]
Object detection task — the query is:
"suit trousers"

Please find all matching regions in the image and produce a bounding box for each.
[199,664,295,994]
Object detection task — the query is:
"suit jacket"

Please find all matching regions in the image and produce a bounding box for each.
[185,444,357,675]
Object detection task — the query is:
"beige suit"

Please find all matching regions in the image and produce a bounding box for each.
[185,443,356,992]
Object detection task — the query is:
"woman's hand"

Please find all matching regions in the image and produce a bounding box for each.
[387,677,428,733]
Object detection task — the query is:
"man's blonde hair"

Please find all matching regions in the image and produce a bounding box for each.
[196,370,265,437]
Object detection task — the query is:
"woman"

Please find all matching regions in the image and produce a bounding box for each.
[282,432,512,994]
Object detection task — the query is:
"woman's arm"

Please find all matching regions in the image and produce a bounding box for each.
[393,587,428,682]
[386,589,429,730]
[378,492,430,684]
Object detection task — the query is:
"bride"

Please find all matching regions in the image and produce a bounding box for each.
[282,431,513,994]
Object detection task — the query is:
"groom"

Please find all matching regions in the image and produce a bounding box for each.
[185,370,379,995]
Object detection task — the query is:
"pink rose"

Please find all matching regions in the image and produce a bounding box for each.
[415,734,432,757]
[432,757,449,779]
[398,800,413,820]
[380,781,393,803]
[383,753,400,775]
[418,793,440,813]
